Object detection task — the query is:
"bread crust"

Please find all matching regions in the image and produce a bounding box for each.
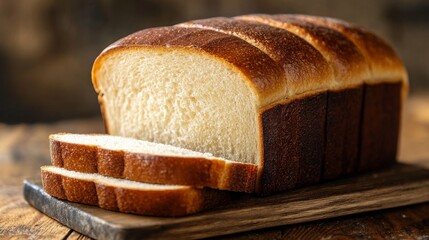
[324,86,363,179]
[41,167,231,217]
[236,15,370,88]
[359,82,402,171]
[260,91,327,195]
[287,15,407,85]
[50,134,258,193]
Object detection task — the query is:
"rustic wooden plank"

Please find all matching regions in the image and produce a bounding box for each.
[214,202,429,240]
[24,163,429,240]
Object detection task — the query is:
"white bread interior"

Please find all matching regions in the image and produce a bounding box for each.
[93,48,260,164]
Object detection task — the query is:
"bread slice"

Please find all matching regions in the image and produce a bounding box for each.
[41,166,231,217]
[50,133,258,193]
[91,15,407,194]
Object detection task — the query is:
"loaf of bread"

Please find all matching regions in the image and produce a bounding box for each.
[90,14,407,195]
[41,166,230,217]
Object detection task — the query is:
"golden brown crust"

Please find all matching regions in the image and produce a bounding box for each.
[61,175,99,205]
[41,170,66,199]
[178,18,333,97]
[287,14,407,84]
[42,170,98,205]
[49,135,258,193]
[41,167,231,217]
[237,14,370,88]
[124,153,257,192]
[92,27,286,107]
[288,14,408,103]
[95,184,118,211]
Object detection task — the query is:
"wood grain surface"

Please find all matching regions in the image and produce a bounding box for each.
[0,95,429,239]
[23,163,429,239]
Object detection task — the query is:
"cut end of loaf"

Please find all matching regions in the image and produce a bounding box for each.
[93,47,260,164]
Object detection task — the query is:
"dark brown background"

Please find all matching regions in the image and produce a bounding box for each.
[0,0,428,123]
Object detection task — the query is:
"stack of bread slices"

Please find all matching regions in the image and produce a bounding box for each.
[41,14,407,217]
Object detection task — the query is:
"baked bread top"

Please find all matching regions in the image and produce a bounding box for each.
[287,14,408,84]
[93,14,407,109]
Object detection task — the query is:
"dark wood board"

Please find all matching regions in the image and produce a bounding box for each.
[24,163,429,240]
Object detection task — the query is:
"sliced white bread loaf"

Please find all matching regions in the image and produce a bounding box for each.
[50,133,258,193]
[41,166,230,217]
[91,15,407,194]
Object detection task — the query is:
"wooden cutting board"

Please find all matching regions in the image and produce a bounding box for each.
[24,163,429,240]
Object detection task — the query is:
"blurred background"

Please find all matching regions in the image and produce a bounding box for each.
[0,0,428,123]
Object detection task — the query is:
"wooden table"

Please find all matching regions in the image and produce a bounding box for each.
[1,95,429,239]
